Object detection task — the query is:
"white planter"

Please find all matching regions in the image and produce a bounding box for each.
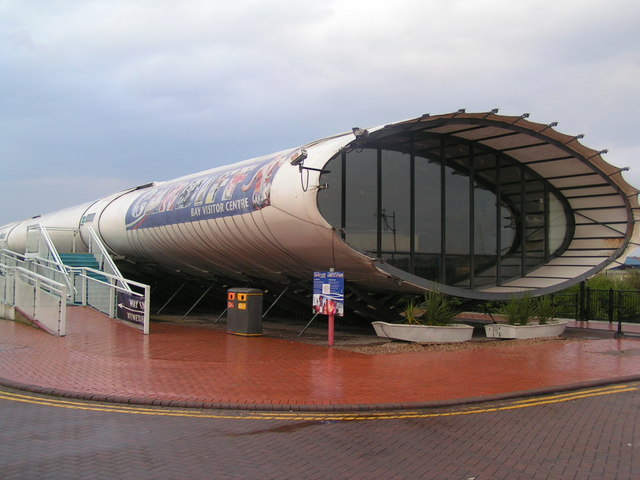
[372,321,474,343]
[484,321,567,339]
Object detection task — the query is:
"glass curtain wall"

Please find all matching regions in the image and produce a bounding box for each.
[317,134,571,289]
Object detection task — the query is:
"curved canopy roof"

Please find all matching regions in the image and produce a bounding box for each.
[361,111,640,296]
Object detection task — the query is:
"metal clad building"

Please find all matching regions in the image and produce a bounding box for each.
[1,111,638,301]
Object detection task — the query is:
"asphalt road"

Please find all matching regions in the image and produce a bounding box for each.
[1,383,638,480]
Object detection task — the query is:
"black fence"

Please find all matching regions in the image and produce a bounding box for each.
[473,285,640,335]
[546,285,640,336]
[551,286,640,324]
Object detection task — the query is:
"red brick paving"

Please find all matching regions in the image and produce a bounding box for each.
[1,306,640,410]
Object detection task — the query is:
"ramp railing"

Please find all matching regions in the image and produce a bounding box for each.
[1,248,150,335]
[0,263,67,336]
[71,267,150,334]
[26,223,66,265]
[85,226,131,292]
[25,224,73,292]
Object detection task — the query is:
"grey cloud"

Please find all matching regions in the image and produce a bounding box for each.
[1,0,639,226]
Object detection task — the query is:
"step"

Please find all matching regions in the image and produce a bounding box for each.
[59,253,100,269]
[87,271,109,284]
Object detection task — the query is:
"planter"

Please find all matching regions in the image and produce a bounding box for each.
[372,321,474,343]
[484,321,567,339]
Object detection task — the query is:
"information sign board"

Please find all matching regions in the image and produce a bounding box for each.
[313,271,344,317]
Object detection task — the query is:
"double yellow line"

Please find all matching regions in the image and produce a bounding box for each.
[0,383,636,422]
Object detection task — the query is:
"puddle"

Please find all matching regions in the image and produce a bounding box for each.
[227,421,325,436]
[599,348,640,357]
[0,343,32,353]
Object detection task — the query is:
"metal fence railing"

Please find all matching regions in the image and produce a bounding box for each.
[549,292,579,321]
[1,264,67,336]
[1,249,150,335]
[85,226,131,292]
[550,287,640,335]
[468,285,640,336]
[566,288,640,324]
[69,267,150,334]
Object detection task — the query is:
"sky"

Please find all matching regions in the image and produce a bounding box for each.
[1,0,639,227]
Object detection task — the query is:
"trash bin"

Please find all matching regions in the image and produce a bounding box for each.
[226,288,263,336]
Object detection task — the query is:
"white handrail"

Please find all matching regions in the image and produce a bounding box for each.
[32,226,81,252]
[86,226,132,292]
[25,225,73,292]
[2,248,150,335]
[9,266,67,336]
[70,266,150,334]
[0,249,27,267]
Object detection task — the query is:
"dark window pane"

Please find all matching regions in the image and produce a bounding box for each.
[445,162,470,286]
[344,149,377,253]
[414,153,441,281]
[474,163,498,286]
[317,154,342,230]
[498,162,521,281]
[381,150,411,267]
[549,192,567,253]
[316,132,571,292]
[524,175,546,269]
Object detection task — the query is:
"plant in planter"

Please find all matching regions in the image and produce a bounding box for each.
[372,291,473,343]
[500,292,536,326]
[420,289,458,326]
[534,295,558,325]
[402,299,424,325]
[485,293,567,339]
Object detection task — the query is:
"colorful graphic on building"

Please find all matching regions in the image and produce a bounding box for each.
[125,150,294,230]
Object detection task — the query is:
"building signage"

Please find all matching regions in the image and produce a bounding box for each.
[313,271,344,317]
[117,291,145,327]
[125,149,297,230]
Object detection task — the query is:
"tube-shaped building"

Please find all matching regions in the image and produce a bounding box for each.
[1,111,638,302]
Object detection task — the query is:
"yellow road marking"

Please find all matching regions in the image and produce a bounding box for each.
[0,384,636,422]
[510,385,628,404]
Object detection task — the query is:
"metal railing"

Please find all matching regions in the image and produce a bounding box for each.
[28,256,76,290]
[470,286,640,336]
[69,267,150,334]
[0,249,28,269]
[547,287,640,335]
[85,226,131,292]
[1,247,150,335]
[26,224,67,276]
[578,288,640,324]
[1,264,67,336]
[26,224,81,256]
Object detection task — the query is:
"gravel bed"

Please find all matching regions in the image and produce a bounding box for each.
[335,336,572,355]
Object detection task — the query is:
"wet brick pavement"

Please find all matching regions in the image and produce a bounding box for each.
[1,306,640,410]
[0,383,638,479]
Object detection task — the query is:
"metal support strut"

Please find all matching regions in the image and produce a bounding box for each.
[262,286,289,320]
[156,282,186,314]
[299,313,320,337]
[182,283,215,319]
[213,307,227,324]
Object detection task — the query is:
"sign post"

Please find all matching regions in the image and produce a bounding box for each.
[313,271,344,346]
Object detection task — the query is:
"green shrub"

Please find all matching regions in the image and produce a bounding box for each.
[534,296,558,325]
[402,299,423,325]
[401,291,458,326]
[420,290,458,326]
[501,293,535,325]
[587,273,623,290]
[622,270,640,291]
